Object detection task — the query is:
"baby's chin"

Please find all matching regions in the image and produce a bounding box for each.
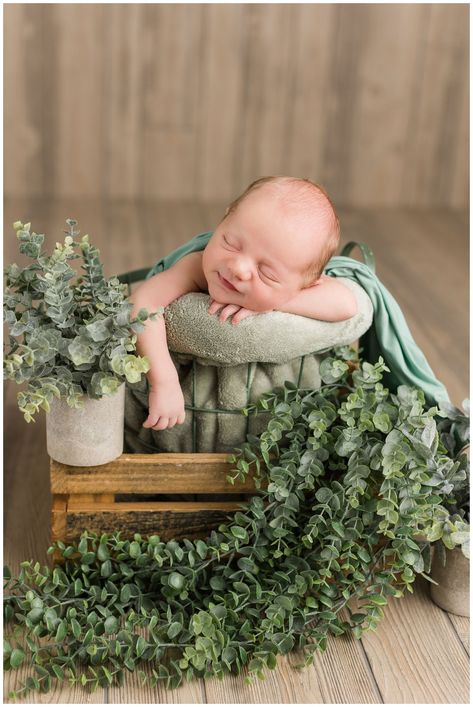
[207,283,239,305]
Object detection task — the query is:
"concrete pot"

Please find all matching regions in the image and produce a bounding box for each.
[46,384,125,466]
[430,544,470,617]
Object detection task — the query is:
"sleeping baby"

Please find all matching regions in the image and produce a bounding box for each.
[130,176,358,431]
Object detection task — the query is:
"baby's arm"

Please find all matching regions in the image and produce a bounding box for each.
[278,276,358,322]
[130,253,202,430]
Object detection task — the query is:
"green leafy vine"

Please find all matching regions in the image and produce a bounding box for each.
[3,350,469,699]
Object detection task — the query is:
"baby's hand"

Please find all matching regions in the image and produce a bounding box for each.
[143,378,185,430]
[208,299,260,325]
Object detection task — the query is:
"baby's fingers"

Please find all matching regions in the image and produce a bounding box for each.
[151,417,170,431]
[219,304,240,322]
[208,299,225,315]
[143,412,160,428]
[232,309,256,325]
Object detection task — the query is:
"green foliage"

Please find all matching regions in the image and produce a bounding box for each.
[4,220,160,421]
[3,350,469,699]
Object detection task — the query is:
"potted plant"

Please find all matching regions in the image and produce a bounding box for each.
[427,401,470,616]
[3,349,470,699]
[3,219,159,466]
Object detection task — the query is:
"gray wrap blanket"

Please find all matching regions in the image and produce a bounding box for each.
[124,278,373,454]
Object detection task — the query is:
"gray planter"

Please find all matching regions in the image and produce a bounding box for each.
[430,544,470,617]
[46,384,125,466]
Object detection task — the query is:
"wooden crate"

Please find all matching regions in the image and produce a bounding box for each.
[50,453,259,544]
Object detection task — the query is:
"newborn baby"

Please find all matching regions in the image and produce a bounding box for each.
[131,176,357,431]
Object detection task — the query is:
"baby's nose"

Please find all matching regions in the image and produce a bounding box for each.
[230,258,252,281]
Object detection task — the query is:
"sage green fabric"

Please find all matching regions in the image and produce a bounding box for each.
[325,257,449,405]
[146,231,213,279]
[164,282,373,365]
[145,231,450,405]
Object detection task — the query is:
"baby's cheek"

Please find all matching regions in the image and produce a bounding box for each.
[248,289,284,312]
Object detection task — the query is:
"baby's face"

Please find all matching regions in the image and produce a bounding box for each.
[202,191,321,312]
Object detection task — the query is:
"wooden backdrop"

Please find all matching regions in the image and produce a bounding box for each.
[4,3,468,206]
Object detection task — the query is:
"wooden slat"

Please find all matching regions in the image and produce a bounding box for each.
[285,4,335,179]
[348,4,425,206]
[402,4,469,206]
[51,494,67,543]
[4,6,38,197]
[197,4,245,200]
[139,4,204,200]
[3,379,52,569]
[51,453,259,494]
[287,616,383,703]
[72,494,115,504]
[236,4,298,185]
[451,64,469,207]
[361,577,469,703]
[64,502,241,542]
[204,653,321,704]
[66,500,243,512]
[53,5,107,199]
[103,4,143,198]
[448,613,470,655]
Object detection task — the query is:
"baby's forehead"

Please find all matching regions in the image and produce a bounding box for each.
[258,223,319,275]
[248,183,332,226]
[230,183,333,258]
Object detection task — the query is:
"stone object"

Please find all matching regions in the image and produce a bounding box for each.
[46,384,125,466]
[430,545,470,617]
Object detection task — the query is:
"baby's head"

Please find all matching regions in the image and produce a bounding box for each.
[202,176,340,312]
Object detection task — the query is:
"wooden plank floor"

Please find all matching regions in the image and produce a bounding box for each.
[3,198,469,703]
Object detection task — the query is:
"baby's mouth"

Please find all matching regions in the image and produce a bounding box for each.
[218,272,239,292]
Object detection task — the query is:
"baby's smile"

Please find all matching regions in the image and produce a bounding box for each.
[217,271,240,292]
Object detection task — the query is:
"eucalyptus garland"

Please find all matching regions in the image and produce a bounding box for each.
[3,349,469,699]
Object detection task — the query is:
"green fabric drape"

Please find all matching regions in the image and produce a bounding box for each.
[146,232,213,279]
[325,256,449,405]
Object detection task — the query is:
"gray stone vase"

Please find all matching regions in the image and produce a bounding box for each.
[46,384,125,466]
[430,544,470,617]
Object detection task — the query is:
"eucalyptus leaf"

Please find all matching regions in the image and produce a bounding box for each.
[10,648,26,669]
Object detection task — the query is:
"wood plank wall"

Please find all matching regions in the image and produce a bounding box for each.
[4,3,468,206]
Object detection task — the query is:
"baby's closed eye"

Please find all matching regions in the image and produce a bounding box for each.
[223,235,238,250]
[259,266,278,282]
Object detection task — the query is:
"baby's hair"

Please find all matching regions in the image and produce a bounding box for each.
[224,176,340,285]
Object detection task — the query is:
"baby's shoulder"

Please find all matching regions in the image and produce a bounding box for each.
[180,251,208,292]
